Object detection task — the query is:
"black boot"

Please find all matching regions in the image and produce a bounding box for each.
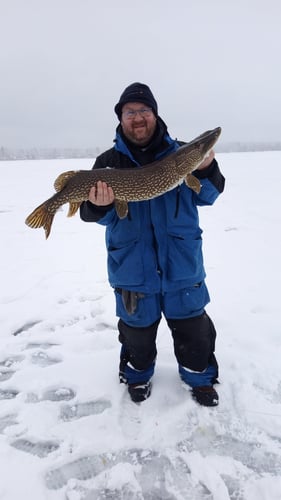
[128,381,152,403]
[192,385,219,407]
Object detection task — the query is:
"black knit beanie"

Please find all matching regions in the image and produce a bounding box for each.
[114,82,158,120]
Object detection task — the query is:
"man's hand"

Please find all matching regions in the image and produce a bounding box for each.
[197,149,215,170]
[88,181,115,206]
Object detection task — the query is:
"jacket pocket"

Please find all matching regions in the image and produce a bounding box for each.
[167,232,203,282]
[107,240,144,286]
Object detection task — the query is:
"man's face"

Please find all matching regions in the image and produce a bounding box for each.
[120,102,157,146]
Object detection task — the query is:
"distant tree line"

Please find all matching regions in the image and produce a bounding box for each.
[0,146,102,161]
[216,142,281,153]
[0,143,281,161]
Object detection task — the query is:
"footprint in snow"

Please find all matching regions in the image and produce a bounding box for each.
[43,387,76,401]
[30,351,61,367]
[179,428,281,476]
[0,414,18,433]
[118,388,143,439]
[0,389,19,400]
[12,320,42,336]
[11,438,60,458]
[60,399,111,421]
[25,342,59,350]
[45,448,207,499]
[45,454,111,489]
[0,356,23,385]
[0,370,15,382]
[0,355,24,368]
[26,387,76,403]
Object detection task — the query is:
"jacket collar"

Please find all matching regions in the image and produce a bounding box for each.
[114,116,179,166]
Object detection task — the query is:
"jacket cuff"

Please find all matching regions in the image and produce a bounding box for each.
[194,159,225,194]
[194,158,217,179]
[80,200,114,222]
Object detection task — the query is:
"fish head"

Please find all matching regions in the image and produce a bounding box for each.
[194,126,222,158]
[176,127,222,173]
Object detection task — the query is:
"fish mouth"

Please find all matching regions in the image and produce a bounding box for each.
[194,127,222,156]
[196,126,221,142]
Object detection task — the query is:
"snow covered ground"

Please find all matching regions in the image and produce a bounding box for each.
[0,151,281,499]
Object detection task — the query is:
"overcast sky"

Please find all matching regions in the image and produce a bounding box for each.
[1,0,280,149]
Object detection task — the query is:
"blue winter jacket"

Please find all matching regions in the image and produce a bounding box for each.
[80,123,225,294]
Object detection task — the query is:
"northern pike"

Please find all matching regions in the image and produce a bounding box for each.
[25,126,221,239]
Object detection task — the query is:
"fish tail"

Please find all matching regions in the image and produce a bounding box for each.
[25,202,55,239]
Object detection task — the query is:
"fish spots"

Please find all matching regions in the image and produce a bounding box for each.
[25,127,221,239]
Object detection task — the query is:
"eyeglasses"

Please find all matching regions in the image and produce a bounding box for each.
[122,108,153,120]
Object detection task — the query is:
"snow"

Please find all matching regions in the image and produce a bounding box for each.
[0,152,281,499]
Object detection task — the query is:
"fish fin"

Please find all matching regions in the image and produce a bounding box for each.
[25,202,55,239]
[185,174,201,194]
[115,199,128,219]
[54,171,79,192]
[67,202,82,217]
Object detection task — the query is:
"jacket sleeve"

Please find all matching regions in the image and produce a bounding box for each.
[193,159,225,206]
[80,200,114,222]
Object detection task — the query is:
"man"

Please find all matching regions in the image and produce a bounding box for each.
[80,82,225,406]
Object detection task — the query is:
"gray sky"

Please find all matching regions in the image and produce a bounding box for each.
[1,0,280,149]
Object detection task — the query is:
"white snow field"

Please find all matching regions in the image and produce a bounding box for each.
[0,151,281,499]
